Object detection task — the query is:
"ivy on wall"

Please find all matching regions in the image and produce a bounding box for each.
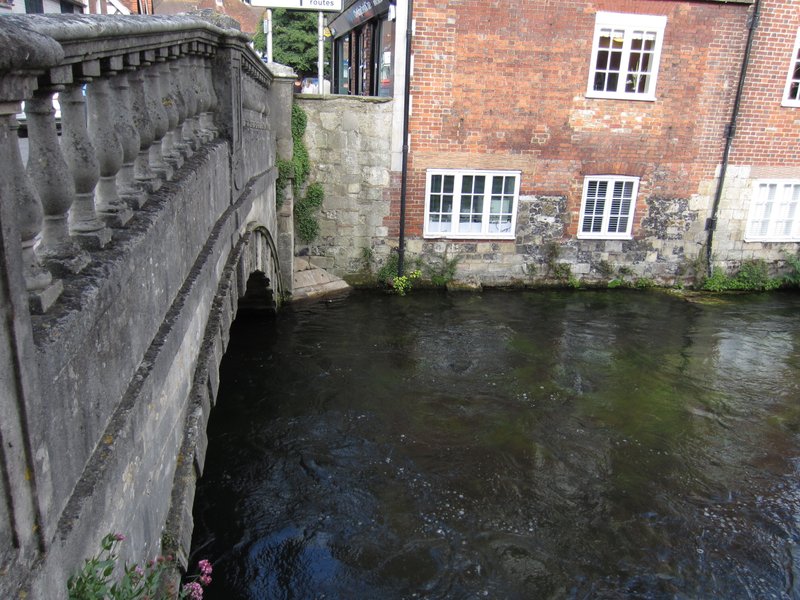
[275,103,323,244]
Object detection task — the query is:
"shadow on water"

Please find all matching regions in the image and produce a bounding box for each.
[189,290,800,599]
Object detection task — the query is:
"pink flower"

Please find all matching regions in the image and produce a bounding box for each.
[198,559,213,575]
[183,581,203,600]
[114,533,126,541]
[199,574,212,586]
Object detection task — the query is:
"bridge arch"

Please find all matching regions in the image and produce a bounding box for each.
[237,223,284,314]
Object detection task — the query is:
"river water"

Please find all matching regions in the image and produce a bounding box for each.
[189,290,800,599]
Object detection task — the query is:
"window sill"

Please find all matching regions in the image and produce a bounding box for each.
[781,99,800,108]
[585,92,657,102]
[744,237,800,243]
[423,233,516,241]
[577,234,633,241]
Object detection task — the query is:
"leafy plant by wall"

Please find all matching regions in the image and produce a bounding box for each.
[295,182,324,243]
[276,103,323,243]
[702,259,782,292]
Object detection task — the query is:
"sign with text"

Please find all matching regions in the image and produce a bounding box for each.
[248,0,342,10]
[328,0,391,36]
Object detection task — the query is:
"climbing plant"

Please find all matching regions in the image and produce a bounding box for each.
[295,182,324,243]
[274,103,323,242]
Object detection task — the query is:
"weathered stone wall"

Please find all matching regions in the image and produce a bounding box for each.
[296,96,394,275]
[405,192,702,288]
[710,164,800,271]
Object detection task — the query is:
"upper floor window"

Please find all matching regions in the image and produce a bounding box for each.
[745,180,800,242]
[424,169,520,239]
[578,176,639,239]
[782,29,800,107]
[586,12,667,101]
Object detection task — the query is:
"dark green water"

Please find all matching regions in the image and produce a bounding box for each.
[189,290,800,599]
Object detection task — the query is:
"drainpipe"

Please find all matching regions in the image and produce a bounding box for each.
[397,0,413,276]
[705,0,761,276]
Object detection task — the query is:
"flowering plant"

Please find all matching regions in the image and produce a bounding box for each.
[67,533,213,600]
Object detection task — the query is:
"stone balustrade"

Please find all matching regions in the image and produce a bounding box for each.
[0,15,297,599]
[0,14,267,314]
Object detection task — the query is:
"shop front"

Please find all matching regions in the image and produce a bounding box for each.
[329,0,395,97]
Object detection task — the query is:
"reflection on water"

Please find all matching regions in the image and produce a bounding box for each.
[190,290,800,599]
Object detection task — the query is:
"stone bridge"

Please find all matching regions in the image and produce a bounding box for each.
[0,15,295,598]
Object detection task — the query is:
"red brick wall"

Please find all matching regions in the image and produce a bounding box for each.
[389,0,752,239]
[730,0,800,165]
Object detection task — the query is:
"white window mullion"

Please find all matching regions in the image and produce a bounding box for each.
[746,180,800,242]
[618,38,633,95]
[586,12,666,101]
[424,169,520,240]
[782,28,800,107]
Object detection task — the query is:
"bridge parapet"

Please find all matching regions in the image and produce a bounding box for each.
[0,15,294,598]
[0,14,270,312]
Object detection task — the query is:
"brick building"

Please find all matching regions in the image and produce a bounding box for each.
[356,0,797,286]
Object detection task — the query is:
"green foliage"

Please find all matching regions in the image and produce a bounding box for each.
[702,260,782,292]
[617,265,634,278]
[294,182,325,243]
[360,246,374,273]
[278,104,323,243]
[425,255,461,287]
[608,278,624,289]
[305,182,324,208]
[252,10,330,76]
[291,102,307,140]
[544,242,560,276]
[291,104,310,194]
[374,252,420,295]
[276,104,311,208]
[294,192,321,244]
[67,533,213,600]
[377,252,399,284]
[783,252,800,286]
[635,277,656,289]
[678,251,709,288]
[552,262,572,281]
[595,259,615,279]
[391,270,421,296]
[275,158,294,207]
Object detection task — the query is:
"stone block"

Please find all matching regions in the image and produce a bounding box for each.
[319,111,340,131]
[342,111,361,131]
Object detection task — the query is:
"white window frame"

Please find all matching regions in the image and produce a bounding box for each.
[586,12,667,102]
[423,169,520,240]
[578,176,639,240]
[745,180,800,242]
[782,28,800,107]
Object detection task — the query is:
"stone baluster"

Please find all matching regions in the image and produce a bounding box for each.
[181,49,201,151]
[3,113,63,313]
[168,47,191,159]
[87,70,133,227]
[110,70,146,209]
[128,66,160,193]
[156,55,182,170]
[59,84,112,249]
[143,57,174,181]
[25,90,90,276]
[197,50,217,141]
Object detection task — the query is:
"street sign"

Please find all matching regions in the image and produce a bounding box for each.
[248,0,342,10]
